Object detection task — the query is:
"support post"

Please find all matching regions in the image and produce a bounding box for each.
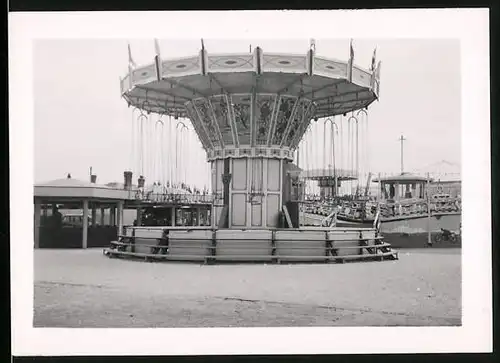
[82,199,89,249]
[136,207,143,226]
[110,207,116,226]
[117,200,124,237]
[100,207,105,226]
[197,207,201,226]
[399,134,406,174]
[171,207,176,226]
[91,203,97,227]
[34,199,41,248]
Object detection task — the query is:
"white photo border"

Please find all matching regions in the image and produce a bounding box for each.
[9,9,491,355]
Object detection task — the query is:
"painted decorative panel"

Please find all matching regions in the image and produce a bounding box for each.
[215,159,224,192]
[210,95,235,146]
[120,76,128,94]
[251,203,263,227]
[207,54,254,73]
[162,56,201,78]
[131,64,157,86]
[254,95,277,145]
[211,161,217,194]
[185,102,211,149]
[283,99,310,146]
[313,57,347,78]
[267,159,281,192]
[193,98,221,148]
[213,206,222,227]
[261,53,307,74]
[255,148,267,157]
[352,66,371,88]
[231,193,247,226]
[266,194,280,227]
[250,158,264,193]
[374,79,380,98]
[290,103,315,148]
[232,158,247,191]
[271,96,296,145]
[230,94,252,146]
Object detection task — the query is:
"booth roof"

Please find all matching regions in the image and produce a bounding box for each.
[36,177,109,188]
[34,177,136,201]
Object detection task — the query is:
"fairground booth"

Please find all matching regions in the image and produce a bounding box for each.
[34,174,136,248]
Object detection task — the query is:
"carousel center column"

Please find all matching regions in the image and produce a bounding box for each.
[186,90,315,229]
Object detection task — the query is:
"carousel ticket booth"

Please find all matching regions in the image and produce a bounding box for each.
[34,175,136,248]
[373,173,430,202]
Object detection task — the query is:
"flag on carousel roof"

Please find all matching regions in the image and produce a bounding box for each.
[127,43,136,68]
[127,43,136,88]
[200,38,207,75]
[154,39,163,81]
[347,39,354,82]
[154,39,161,56]
[371,47,377,72]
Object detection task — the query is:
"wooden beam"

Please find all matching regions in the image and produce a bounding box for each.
[282,205,293,228]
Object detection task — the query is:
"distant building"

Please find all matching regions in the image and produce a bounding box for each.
[413,160,461,198]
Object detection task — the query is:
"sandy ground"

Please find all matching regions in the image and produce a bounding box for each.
[34,248,461,327]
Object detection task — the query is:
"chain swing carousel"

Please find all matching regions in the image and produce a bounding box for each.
[104,39,398,263]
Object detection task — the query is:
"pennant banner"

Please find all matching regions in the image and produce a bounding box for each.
[371,48,377,72]
[154,39,163,81]
[307,39,315,76]
[127,43,136,90]
[347,39,354,82]
[200,38,207,75]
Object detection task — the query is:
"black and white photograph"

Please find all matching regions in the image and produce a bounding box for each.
[10,9,491,356]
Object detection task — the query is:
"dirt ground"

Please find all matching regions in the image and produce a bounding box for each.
[34,248,461,327]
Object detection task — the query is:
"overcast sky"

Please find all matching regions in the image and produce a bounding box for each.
[34,38,461,188]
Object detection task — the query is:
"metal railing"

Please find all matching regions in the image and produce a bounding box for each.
[134,192,215,204]
[303,197,462,220]
[103,227,398,264]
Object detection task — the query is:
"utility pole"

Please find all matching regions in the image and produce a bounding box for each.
[426,172,432,246]
[399,134,406,174]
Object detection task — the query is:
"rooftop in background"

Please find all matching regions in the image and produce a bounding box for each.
[34,176,137,201]
[413,160,461,182]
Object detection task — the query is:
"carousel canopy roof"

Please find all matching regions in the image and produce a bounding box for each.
[301,168,358,181]
[121,46,380,120]
[372,173,431,183]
